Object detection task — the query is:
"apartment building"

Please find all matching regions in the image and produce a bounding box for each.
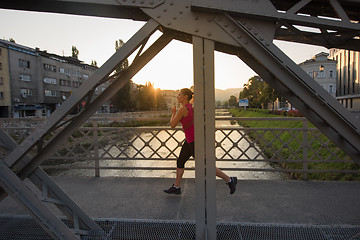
[0,39,98,118]
[299,52,337,98]
[329,49,360,111]
[0,45,11,117]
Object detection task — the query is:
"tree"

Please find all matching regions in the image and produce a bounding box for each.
[72,46,79,59]
[9,38,15,43]
[110,39,135,111]
[228,95,238,107]
[239,75,279,109]
[137,82,167,111]
[91,60,98,67]
[115,39,128,71]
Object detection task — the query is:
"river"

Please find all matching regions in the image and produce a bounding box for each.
[51,110,282,180]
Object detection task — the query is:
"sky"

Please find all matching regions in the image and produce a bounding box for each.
[0,9,328,90]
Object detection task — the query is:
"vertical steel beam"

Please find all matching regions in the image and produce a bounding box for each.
[193,36,216,240]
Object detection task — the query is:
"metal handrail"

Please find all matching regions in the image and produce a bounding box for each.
[1,117,358,180]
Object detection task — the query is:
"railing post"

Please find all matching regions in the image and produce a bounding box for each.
[302,119,309,180]
[93,121,100,177]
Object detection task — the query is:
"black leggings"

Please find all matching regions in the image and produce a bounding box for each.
[177,140,194,168]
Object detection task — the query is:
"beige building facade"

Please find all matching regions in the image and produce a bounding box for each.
[329,49,360,111]
[0,46,11,117]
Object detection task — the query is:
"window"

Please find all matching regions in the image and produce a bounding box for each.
[0,92,3,99]
[20,88,32,96]
[60,79,71,86]
[0,77,3,85]
[0,48,2,56]
[73,70,81,77]
[43,77,57,84]
[19,59,30,68]
[329,85,333,93]
[83,74,89,79]
[19,74,31,82]
[44,90,58,97]
[44,63,56,72]
[319,65,325,78]
[329,70,334,78]
[0,62,2,70]
[73,81,79,88]
[59,67,70,75]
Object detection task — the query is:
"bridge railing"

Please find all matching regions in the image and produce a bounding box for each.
[1,117,358,180]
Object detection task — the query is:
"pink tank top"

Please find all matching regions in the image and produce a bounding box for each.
[180,103,194,143]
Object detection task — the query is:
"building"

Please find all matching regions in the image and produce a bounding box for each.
[162,89,180,109]
[329,49,360,111]
[299,52,337,98]
[0,39,98,118]
[0,45,11,117]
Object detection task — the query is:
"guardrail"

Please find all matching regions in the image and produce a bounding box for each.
[1,117,359,180]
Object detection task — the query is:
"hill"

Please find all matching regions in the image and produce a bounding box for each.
[215,88,242,102]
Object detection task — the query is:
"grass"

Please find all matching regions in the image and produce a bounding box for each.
[228,108,360,180]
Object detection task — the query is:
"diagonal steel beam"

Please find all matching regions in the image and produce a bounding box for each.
[214,14,360,163]
[0,20,173,240]
[3,19,160,170]
[0,129,102,235]
[16,31,173,181]
[0,160,80,240]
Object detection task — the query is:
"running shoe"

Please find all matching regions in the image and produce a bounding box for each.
[226,177,237,194]
[164,184,181,194]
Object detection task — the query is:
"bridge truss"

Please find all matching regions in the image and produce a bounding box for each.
[0,0,359,239]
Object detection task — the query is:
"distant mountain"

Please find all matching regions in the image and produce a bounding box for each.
[215,88,243,102]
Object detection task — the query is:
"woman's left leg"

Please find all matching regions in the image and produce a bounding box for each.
[216,167,230,182]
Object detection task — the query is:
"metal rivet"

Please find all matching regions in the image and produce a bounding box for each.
[194,16,199,20]
[224,23,228,27]
[185,5,189,8]
[241,20,246,25]
[247,26,252,30]
[123,0,127,2]
[244,40,248,44]
[132,0,136,3]
[167,22,171,26]
[170,2,174,5]
[217,16,222,21]
[266,42,270,46]
[173,16,177,20]
[254,31,258,35]
[207,18,212,22]
[237,35,242,39]
[163,9,167,12]
[231,28,235,33]
[157,15,161,18]
[140,0,144,3]
[195,28,199,32]
[207,32,212,36]
[150,1,154,5]
[179,11,183,14]
[259,36,264,41]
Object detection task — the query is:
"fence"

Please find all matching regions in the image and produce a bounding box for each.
[1,117,359,180]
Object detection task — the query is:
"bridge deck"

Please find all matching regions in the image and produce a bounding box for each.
[1,177,360,239]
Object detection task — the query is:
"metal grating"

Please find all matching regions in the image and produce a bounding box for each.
[0,215,360,240]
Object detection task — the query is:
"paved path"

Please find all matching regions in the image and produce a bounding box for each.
[1,177,360,226]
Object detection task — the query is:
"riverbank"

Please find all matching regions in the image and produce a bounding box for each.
[229,108,360,181]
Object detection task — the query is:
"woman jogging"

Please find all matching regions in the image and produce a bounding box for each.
[164,88,237,195]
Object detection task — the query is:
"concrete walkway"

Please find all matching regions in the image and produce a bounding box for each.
[1,177,360,226]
